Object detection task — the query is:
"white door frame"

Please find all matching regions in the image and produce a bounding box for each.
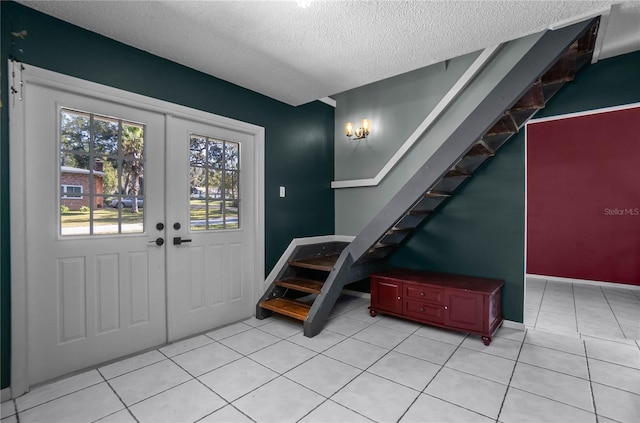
[9,62,265,397]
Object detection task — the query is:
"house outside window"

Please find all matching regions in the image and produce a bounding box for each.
[61,184,83,199]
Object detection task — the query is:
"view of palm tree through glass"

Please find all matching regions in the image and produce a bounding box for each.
[189,134,239,231]
[60,108,145,236]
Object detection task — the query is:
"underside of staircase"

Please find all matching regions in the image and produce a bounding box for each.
[257,18,599,337]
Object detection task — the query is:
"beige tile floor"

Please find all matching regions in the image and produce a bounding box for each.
[1,291,638,423]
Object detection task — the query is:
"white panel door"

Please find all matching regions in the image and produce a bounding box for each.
[165,116,257,340]
[22,84,167,385]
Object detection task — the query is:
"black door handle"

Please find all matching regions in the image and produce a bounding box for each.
[173,236,192,245]
[149,237,164,246]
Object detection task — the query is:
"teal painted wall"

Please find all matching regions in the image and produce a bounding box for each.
[1,1,335,389]
[389,50,640,324]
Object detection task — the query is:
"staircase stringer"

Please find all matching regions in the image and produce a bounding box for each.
[347,19,597,263]
[303,248,384,337]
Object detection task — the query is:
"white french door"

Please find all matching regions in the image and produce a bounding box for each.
[166,117,257,341]
[10,65,264,392]
[19,84,168,386]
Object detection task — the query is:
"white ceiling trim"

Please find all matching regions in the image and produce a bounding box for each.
[318,97,336,107]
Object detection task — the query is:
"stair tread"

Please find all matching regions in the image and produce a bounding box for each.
[425,190,451,198]
[542,43,577,85]
[368,243,399,253]
[486,113,518,136]
[388,227,413,233]
[510,80,545,111]
[259,298,310,321]
[409,209,432,216]
[289,253,340,271]
[465,140,495,157]
[275,277,324,294]
[371,242,399,249]
[445,167,471,178]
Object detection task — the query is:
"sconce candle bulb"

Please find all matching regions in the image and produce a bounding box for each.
[345,119,370,140]
[345,122,354,138]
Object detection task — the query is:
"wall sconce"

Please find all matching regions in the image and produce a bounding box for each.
[345,119,370,140]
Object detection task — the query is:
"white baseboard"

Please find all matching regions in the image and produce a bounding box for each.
[503,320,526,330]
[1,387,12,402]
[527,274,640,291]
[263,235,355,289]
[342,289,370,300]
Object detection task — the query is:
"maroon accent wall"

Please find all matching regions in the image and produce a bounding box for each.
[526,105,640,285]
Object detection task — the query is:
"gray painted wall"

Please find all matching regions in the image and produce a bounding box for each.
[334,32,544,235]
[333,55,477,180]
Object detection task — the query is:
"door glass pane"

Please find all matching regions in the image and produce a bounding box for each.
[224,200,239,229]
[93,196,118,235]
[189,135,240,231]
[225,142,239,170]
[61,110,90,152]
[94,116,119,156]
[60,207,90,236]
[59,108,146,236]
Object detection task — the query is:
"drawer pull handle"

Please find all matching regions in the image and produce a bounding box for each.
[420,307,425,312]
[420,292,425,296]
[444,306,448,310]
[397,296,401,300]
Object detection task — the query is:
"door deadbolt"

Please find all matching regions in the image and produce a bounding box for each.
[173,222,181,230]
[156,222,165,231]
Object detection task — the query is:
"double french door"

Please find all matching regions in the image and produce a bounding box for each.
[11,66,262,389]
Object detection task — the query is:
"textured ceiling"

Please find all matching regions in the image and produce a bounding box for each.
[17,1,640,106]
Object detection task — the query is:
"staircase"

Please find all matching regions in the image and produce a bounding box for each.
[257,18,599,337]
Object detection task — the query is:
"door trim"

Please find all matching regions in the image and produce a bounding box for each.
[9,62,265,397]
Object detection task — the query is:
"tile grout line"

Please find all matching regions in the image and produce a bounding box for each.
[599,286,628,339]
[3,399,17,422]
[96,367,139,423]
[11,377,105,416]
[191,377,253,423]
[10,398,20,423]
[495,331,526,423]
[571,283,579,333]
[533,280,548,331]
[195,403,256,423]
[583,340,600,423]
[98,354,167,381]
